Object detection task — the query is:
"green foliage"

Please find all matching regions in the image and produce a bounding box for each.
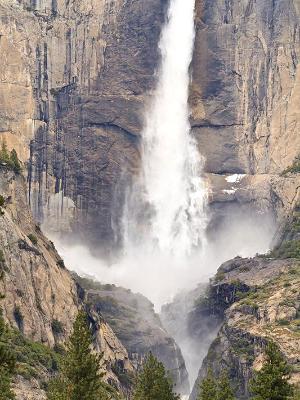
[27,234,38,246]
[0,142,22,174]
[282,157,300,175]
[9,150,21,173]
[6,328,61,380]
[0,275,16,399]
[133,353,180,400]
[278,319,290,326]
[217,371,235,400]
[198,369,235,400]
[47,311,113,400]
[0,195,4,208]
[198,368,217,400]
[269,240,300,260]
[250,342,294,400]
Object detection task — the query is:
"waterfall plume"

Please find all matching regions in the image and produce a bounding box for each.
[123,0,207,256]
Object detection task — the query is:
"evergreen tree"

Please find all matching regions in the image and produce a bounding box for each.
[198,368,235,400]
[9,150,21,174]
[0,141,10,164]
[250,342,294,400]
[198,368,218,400]
[133,352,180,400]
[217,370,235,400]
[47,310,112,400]
[0,271,16,399]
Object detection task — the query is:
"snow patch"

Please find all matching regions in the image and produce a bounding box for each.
[225,174,246,183]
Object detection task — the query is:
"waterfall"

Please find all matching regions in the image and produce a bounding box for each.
[124,0,207,256]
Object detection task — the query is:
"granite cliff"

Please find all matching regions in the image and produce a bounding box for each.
[1,0,299,250]
[0,0,300,398]
[0,167,134,398]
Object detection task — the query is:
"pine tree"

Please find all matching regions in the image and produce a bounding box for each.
[0,141,10,165]
[217,370,235,400]
[0,271,16,399]
[133,353,180,400]
[198,368,235,400]
[250,342,294,400]
[9,149,21,174]
[47,310,112,400]
[198,368,218,400]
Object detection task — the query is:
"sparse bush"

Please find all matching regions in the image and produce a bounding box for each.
[27,234,38,246]
[0,195,5,207]
[0,142,22,174]
[278,319,290,326]
[282,156,300,175]
[269,240,300,260]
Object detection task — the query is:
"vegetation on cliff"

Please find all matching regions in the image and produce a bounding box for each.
[0,142,21,174]
[198,369,235,400]
[47,310,115,400]
[282,156,300,175]
[133,353,179,400]
[250,342,294,400]
[0,274,16,399]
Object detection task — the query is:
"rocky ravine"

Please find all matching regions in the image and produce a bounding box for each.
[189,254,300,400]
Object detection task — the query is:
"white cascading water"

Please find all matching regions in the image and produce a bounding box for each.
[124,0,207,256]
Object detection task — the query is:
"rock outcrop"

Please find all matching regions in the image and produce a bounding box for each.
[0,167,133,397]
[189,255,300,400]
[191,0,300,234]
[74,275,190,395]
[0,0,166,252]
[2,0,299,251]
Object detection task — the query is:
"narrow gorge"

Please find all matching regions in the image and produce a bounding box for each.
[0,0,299,399]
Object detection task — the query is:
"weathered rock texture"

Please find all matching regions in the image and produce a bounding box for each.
[0,0,299,249]
[0,0,166,251]
[75,275,190,395]
[189,256,300,400]
[0,168,133,397]
[191,0,300,234]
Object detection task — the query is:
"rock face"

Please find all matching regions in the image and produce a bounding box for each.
[75,275,190,395]
[0,168,133,397]
[191,0,300,235]
[0,0,166,252]
[189,256,300,400]
[1,0,299,250]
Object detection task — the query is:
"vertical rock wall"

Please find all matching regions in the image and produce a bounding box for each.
[191,0,300,234]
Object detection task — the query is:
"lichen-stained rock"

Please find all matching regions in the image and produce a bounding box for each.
[189,256,300,400]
